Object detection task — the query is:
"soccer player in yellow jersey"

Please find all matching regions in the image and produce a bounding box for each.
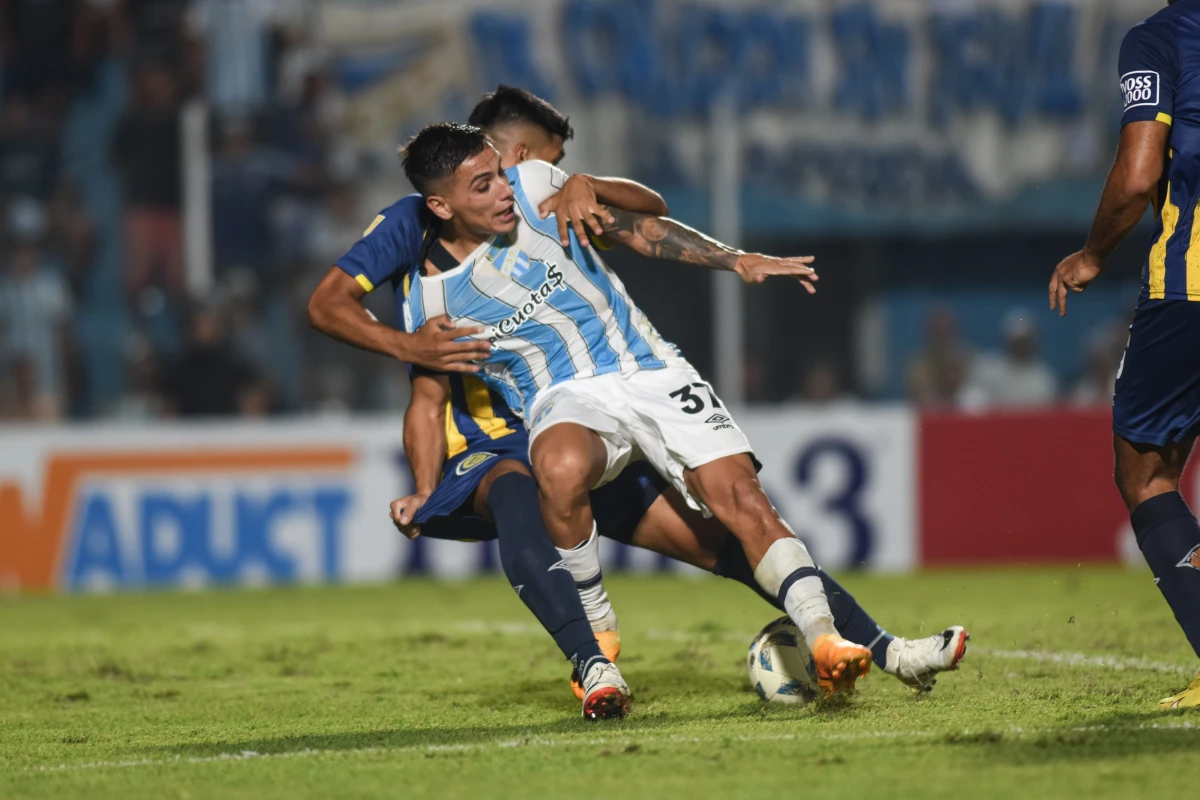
[1049,0,1200,709]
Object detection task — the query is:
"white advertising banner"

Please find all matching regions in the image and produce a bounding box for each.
[0,409,916,593]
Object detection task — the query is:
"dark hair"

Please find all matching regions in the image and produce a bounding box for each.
[400,122,491,196]
[468,85,574,141]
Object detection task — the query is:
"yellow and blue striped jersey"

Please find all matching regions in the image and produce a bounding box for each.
[440,372,522,459]
[334,194,522,460]
[1120,4,1200,301]
[400,270,523,460]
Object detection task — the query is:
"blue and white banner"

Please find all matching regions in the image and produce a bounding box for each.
[319,0,1164,233]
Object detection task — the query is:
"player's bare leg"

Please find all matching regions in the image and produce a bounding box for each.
[1113,435,1193,511]
[1114,434,1200,709]
[530,423,627,714]
[684,454,872,696]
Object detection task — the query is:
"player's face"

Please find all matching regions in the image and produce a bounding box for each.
[435,145,517,236]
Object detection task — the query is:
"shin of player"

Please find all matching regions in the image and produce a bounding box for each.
[532,422,871,695]
[530,424,619,638]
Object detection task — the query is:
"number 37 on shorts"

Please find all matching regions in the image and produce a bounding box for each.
[527,366,755,510]
[668,381,736,430]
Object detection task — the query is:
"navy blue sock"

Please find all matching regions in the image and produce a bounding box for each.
[712,536,895,668]
[711,535,783,609]
[1131,492,1200,658]
[488,472,607,677]
[818,571,894,669]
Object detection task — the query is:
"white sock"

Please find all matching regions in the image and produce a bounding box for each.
[753,537,836,645]
[556,522,618,633]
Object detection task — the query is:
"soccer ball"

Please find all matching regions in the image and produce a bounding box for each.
[747,616,820,704]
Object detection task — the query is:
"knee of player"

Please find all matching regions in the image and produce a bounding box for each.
[533,452,592,501]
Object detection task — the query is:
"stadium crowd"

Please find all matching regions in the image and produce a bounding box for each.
[0,0,1133,421]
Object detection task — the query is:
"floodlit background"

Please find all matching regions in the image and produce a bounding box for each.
[0,0,1185,591]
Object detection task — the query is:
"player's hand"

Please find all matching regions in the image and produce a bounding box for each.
[733,254,819,293]
[1048,250,1104,317]
[405,315,491,373]
[538,174,614,249]
[390,494,429,539]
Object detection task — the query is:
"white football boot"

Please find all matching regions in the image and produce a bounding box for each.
[883,626,970,692]
[581,660,632,720]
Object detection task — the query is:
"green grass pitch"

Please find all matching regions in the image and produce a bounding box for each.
[2,567,1198,799]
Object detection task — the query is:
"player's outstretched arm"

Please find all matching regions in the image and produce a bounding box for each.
[538,174,668,248]
[1050,120,1169,316]
[391,373,452,538]
[597,208,819,292]
[307,266,491,371]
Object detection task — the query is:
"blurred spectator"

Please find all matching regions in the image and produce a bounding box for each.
[46,179,97,300]
[794,360,853,405]
[221,267,272,370]
[908,307,975,408]
[312,363,353,417]
[2,0,74,108]
[967,310,1058,409]
[70,0,119,97]
[307,183,362,266]
[186,0,282,117]
[160,302,263,416]
[0,200,72,419]
[120,0,189,70]
[0,356,42,419]
[211,117,291,277]
[106,333,165,420]
[0,98,59,203]
[274,9,323,107]
[113,61,183,305]
[743,354,767,404]
[1070,322,1128,407]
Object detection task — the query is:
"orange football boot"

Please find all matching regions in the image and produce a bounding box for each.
[570,629,621,700]
[811,634,873,697]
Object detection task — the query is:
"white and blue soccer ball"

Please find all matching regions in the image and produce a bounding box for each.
[747,616,820,704]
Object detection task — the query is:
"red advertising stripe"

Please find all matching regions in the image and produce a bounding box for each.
[919,410,1137,565]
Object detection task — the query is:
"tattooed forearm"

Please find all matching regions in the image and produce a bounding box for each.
[600,208,743,270]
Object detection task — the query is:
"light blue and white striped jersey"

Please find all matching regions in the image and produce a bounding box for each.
[402,160,684,421]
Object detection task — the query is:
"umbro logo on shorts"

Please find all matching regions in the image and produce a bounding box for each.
[455,452,497,476]
[705,412,734,431]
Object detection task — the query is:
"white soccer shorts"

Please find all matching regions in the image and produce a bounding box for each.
[527,365,756,514]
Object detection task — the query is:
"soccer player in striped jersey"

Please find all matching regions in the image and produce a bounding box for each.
[398,122,878,717]
[310,89,967,719]
[1049,0,1200,709]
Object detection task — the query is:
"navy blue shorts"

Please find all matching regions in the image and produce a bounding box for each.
[413,433,531,526]
[1113,299,1200,447]
[417,440,670,544]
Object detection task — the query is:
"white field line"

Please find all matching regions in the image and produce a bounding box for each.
[23,721,1200,775]
[981,648,1195,676]
[455,621,1198,676]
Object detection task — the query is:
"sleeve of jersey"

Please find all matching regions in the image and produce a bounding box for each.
[515,161,614,250]
[515,161,570,209]
[334,211,420,293]
[1118,23,1179,127]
